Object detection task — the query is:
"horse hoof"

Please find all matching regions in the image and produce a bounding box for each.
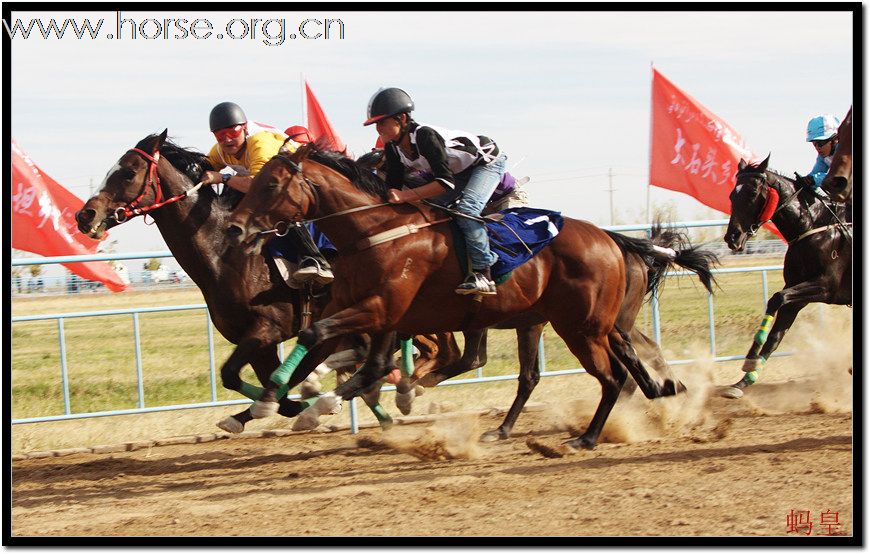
[217,416,244,434]
[564,436,596,450]
[251,400,279,419]
[719,386,744,399]
[414,385,425,396]
[299,380,322,399]
[662,379,687,396]
[479,430,505,443]
[325,400,343,416]
[292,410,321,431]
[395,390,416,415]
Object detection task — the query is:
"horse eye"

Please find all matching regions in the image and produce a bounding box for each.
[118,167,136,181]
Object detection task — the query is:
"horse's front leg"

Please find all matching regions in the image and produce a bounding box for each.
[253,295,391,417]
[723,279,829,398]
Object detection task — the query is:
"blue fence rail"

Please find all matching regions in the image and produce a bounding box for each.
[11,219,787,431]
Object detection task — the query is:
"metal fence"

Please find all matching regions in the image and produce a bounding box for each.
[10,219,788,432]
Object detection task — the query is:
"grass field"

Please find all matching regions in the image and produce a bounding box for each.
[10,254,853,451]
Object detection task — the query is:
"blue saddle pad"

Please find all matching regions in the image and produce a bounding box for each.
[487,207,564,279]
[265,222,337,260]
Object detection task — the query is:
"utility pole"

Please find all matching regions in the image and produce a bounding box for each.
[607,168,616,225]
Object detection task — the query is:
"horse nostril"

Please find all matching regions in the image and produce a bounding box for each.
[76,208,96,223]
[226,225,243,238]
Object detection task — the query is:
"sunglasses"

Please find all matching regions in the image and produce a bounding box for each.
[811,138,832,148]
[214,124,245,141]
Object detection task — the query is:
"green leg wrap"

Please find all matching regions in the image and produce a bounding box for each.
[753,314,775,346]
[400,339,414,377]
[741,357,766,386]
[301,396,318,409]
[239,381,264,401]
[370,403,393,425]
[270,343,310,387]
[239,381,292,402]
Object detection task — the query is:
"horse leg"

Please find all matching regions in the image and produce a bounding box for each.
[723,280,828,397]
[609,327,685,399]
[215,339,291,433]
[481,324,545,442]
[617,328,671,399]
[415,329,487,387]
[558,333,626,450]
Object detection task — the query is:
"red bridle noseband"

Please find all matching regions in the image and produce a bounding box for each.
[113,147,201,222]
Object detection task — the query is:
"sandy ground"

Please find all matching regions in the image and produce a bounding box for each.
[10,307,855,539]
[11,374,854,538]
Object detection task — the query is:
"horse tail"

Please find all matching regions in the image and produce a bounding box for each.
[603,220,719,295]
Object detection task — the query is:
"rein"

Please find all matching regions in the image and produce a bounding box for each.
[113,148,204,222]
[259,154,447,249]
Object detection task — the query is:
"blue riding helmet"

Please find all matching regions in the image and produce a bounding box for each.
[806,114,841,142]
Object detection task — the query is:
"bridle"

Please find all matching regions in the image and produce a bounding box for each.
[111,147,203,222]
[739,172,795,237]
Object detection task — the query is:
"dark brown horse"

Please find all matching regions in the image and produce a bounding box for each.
[821,106,852,203]
[75,131,426,432]
[226,144,692,450]
[721,156,852,398]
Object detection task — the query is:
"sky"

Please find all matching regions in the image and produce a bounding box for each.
[7,7,855,269]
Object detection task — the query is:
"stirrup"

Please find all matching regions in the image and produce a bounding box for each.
[293,257,334,285]
[455,272,496,296]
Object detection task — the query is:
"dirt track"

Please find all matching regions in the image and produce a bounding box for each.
[11,378,854,538]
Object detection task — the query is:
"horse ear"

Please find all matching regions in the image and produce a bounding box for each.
[155,129,168,151]
[758,154,770,171]
[738,159,747,171]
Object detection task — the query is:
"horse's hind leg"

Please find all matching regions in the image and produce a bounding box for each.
[481,324,545,442]
[610,328,685,399]
[559,333,626,450]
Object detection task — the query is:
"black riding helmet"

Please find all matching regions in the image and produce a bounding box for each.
[363,88,414,126]
[209,102,247,132]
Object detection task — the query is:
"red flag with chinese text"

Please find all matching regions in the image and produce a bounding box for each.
[649,69,781,237]
[305,80,347,154]
[11,141,127,291]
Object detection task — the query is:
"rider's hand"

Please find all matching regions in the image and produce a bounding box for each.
[387,189,406,204]
[200,171,223,185]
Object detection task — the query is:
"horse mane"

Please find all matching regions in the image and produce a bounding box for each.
[135,134,214,185]
[302,142,390,200]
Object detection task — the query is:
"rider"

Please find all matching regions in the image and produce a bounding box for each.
[199,102,334,285]
[364,87,507,296]
[805,113,841,190]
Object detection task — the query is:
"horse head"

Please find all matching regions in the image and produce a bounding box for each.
[76,129,171,239]
[821,105,852,203]
[725,155,779,252]
[225,142,316,253]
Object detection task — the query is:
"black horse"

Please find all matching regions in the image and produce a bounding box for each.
[721,156,852,398]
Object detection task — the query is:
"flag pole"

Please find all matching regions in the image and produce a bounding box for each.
[646,61,654,226]
[301,73,307,127]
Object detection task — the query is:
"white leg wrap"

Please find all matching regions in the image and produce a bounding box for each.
[250,399,279,419]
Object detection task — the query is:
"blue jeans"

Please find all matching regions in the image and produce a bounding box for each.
[454,155,507,270]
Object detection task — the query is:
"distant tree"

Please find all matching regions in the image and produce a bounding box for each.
[143,258,162,271]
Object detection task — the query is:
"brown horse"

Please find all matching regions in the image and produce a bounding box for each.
[74,131,419,432]
[721,156,852,398]
[821,106,852,203]
[226,144,690,450]
[414,222,717,442]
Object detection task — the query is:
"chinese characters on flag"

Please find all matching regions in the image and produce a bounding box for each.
[11,141,127,292]
[649,68,781,237]
[305,79,347,155]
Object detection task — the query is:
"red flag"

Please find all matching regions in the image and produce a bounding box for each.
[650,69,778,230]
[11,141,127,291]
[305,80,347,154]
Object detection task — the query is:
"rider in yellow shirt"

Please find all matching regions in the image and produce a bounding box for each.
[200,102,334,285]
